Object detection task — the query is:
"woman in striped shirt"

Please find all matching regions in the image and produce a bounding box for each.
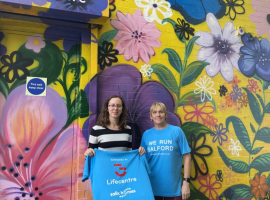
[84,95,145,157]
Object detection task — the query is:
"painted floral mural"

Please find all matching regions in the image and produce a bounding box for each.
[0,0,270,199]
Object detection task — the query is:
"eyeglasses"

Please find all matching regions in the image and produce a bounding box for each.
[108,104,122,108]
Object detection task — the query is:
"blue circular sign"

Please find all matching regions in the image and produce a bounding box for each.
[27,78,46,95]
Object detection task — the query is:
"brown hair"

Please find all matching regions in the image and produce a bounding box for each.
[150,102,168,119]
[96,95,127,130]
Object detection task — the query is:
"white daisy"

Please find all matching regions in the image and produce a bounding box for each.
[194,13,243,81]
[228,138,242,156]
[140,64,153,77]
[134,0,173,24]
[194,76,216,102]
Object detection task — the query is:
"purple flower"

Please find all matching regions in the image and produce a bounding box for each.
[83,64,181,149]
[1,0,47,9]
[211,123,228,146]
[229,84,243,102]
[0,32,7,56]
[239,33,270,81]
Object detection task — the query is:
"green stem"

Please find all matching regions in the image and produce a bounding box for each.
[183,40,188,69]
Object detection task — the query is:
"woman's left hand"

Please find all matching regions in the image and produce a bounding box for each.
[138,146,146,155]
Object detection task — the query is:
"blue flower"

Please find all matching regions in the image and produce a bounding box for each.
[211,123,227,146]
[0,32,7,56]
[1,0,47,9]
[238,33,270,81]
[229,84,242,102]
[46,0,107,22]
[166,0,226,25]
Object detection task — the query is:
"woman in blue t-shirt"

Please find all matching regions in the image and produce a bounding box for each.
[141,102,191,200]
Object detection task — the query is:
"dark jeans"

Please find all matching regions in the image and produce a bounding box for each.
[154,196,182,200]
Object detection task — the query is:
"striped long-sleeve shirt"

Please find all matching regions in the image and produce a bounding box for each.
[88,125,132,151]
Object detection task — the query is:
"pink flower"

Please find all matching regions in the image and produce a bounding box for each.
[247,79,259,93]
[183,97,215,125]
[0,85,87,200]
[111,9,161,63]
[250,0,270,39]
[25,34,46,53]
[198,174,222,200]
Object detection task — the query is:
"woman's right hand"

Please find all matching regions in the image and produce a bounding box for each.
[84,148,96,157]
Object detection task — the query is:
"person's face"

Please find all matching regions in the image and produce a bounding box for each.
[151,106,166,126]
[108,98,123,119]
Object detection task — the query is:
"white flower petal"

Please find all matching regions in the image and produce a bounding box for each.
[220,57,234,81]
[205,52,221,77]
[195,32,215,47]
[206,13,222,39]
[197,47,216,61]
[230,43,243,54]
[228,53,241,71]
[135,0,151,8]
[228,30,241,44]
[223,22,235,41]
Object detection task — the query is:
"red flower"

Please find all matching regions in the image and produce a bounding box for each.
[198,173,222,200]
[247,79,259,93]
[183,97,215,125]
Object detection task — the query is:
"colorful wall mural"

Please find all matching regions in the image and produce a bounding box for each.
[0,0,270,200]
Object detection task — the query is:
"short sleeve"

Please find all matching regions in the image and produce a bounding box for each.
[177,128,191,155]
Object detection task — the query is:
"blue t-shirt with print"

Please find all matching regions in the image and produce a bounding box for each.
[82,149,154,200]
[140,124,191,197]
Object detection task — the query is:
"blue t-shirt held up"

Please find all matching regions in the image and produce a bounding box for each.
[141,124,191,197]
[82,149,154,200]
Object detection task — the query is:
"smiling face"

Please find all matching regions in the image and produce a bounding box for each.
[108,97,123,120]
[150,105,167,126]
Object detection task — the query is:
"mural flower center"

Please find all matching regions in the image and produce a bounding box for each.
[131,30,144,42]
[258,54,270,66]
[33,39,40,46]
[218,41,229,54]
[153,3,158,8]
[1,145,44,199]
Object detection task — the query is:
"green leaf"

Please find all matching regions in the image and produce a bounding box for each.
[162,18,185,43]
[253,74,262,84]
[68,44,81,59]
[250,123,256,134]
[0,74,9,98]
[218,147,250,173]
[67,90,89,125]
[226,116,252,153]
[10,41,64,91]
[162,48,182,74]
[68,54,80,64]
[98,30,118,46]
[151,63,178,95]
[250,153,270,172]
[181,61,209,87]
[256,94,264,109]
[255,127,270,143]
[251,147,264,155]
[243,88,263,125]
[265,102,270,113]
[178,91,201,107]
[185,36,200,59]
[178,91,216,110]
[81,57,87,75]
[61,50,68,62]
[182,122,215,143]
[189,181,209,200]
[263,80,270,91]
[219,184,252,200]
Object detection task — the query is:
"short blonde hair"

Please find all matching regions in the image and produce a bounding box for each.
[150,102,168,119]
